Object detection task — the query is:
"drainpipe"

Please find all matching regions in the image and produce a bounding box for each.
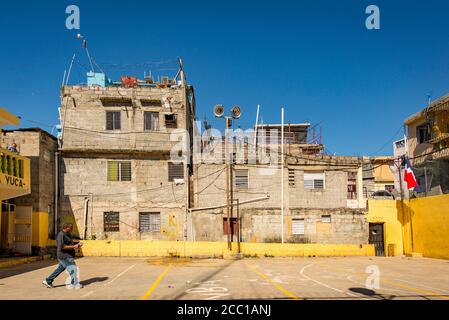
[54,151,59,238]
[82,197,90,240]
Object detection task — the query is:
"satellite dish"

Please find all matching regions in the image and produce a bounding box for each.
[214,104,224,118]
[231,105,241,119]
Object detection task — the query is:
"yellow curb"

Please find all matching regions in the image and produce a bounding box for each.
[0,255,52,269]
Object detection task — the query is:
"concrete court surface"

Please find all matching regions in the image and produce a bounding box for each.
[0,256,449,300]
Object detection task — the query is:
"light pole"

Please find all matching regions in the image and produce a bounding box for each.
[214,104,241,251]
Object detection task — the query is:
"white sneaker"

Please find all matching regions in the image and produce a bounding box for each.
[42,280,53,288]
[67,283,83,290]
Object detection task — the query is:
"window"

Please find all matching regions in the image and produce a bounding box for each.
[321,215,331,223]
[347,172,357,200]
[106,111,121,130]
[144,112,159,131]
[165,114,177,128]
[292,219,305,235]
[304,172,325,189]
[168,162,184,182]
[417,124,430,144]
[104,212,120,232]
[107,161,131,181]
[141,99,162,107]
[288,169,295,187]
[235,169,249,189]
[139,212,161,233]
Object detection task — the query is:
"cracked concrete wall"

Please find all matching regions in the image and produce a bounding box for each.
[192,162,368,244]
[59,84,193,241]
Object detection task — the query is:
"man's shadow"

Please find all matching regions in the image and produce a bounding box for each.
[53,277,109,288]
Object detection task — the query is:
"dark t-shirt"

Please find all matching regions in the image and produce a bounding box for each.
[56,231,75,259]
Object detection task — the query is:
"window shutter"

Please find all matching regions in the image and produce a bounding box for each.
[235,169,249,189]
[168,162,184,182]
[107,161,119,181]
[304,172,324,189]
[120,162,132,181]
[292,219,305,235]
[144,112,159,131]
[106,112,114,130]
[114,112,121,130]
[288,169,295,187]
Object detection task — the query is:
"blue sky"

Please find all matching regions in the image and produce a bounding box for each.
[0,0,448,156]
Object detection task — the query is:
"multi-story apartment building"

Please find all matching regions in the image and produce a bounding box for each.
[404,93,449,196]
[58,70,196,241]
[192,123,368,244]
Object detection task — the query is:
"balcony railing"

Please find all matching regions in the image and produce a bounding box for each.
[0,148,31,200]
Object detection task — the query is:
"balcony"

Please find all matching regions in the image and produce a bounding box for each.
[0,148,31,200]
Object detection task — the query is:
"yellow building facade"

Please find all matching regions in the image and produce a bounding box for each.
[0,108,31,253]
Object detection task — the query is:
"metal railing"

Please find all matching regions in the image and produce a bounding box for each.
[0,149,25,179]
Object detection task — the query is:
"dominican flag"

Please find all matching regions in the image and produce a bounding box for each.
[403,156,419,191]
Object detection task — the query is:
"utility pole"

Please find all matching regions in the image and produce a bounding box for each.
[281,107,285,244]
[225,117,232,250]
[213,105,241,251]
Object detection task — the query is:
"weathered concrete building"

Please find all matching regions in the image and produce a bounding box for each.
[59,70,196,241]
[404,93,449,196]
[191,124,368,244]
[1,128,57,253]
[362,156,396,198]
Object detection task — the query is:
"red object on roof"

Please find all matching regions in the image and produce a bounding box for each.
[121,76,138,87]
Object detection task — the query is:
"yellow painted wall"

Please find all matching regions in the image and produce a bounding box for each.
[404,194,449,260]
[32,212,48,247]
[366,200,404,256]
[74,240,374,257]
[368,195,449,260]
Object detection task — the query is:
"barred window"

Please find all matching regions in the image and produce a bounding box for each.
[235,169,249,189]
[168,162,184,182]
[139,212,161,233]
[107,161,131,181]
[304,172,325,189]
[144,112,159,131]
[106,111,121,130]
[104,212,120,232]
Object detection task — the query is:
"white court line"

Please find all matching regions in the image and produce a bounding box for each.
[103,264,136,287]
[300,263,359,298]
[393,278,449,294]
[346,274,406,294]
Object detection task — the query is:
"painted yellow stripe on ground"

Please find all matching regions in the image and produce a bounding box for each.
[245,263,301,300]
[380,279,449,300]
[140,264,172,300]
[321,264,449,300]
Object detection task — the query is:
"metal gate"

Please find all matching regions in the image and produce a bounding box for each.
[369,223,385,256]
[14,206,32,255]
[1,202,15,250]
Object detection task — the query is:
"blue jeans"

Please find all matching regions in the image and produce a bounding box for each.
[46,257,79,285]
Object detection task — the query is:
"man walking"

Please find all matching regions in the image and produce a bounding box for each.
[43,223,83,289]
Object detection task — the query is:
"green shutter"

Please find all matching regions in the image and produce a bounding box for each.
[107,161,119,181]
